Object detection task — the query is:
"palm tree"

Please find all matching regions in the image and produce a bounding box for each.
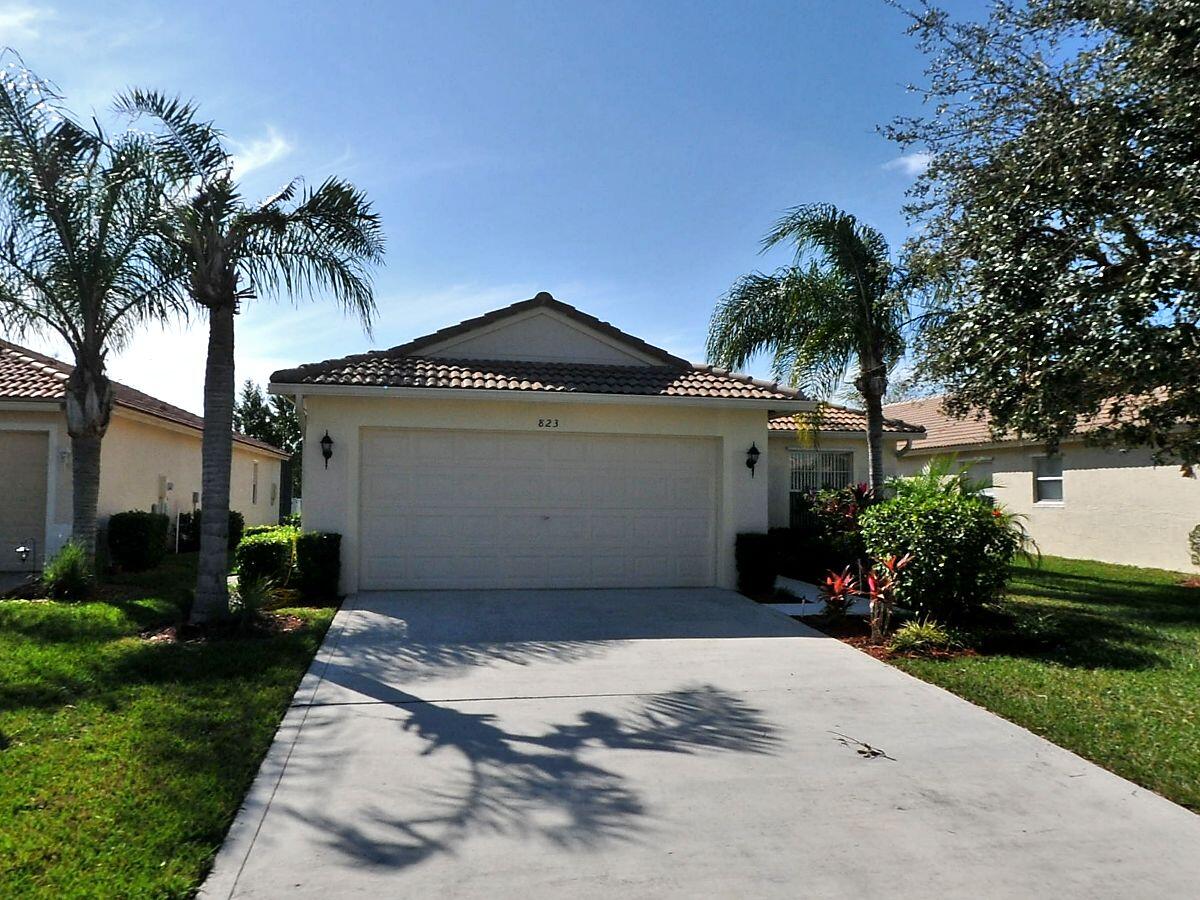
[116,91,385,624]
[0,58,185,560]
[707,204,910,492]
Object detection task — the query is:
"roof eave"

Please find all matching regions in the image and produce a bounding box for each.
[268,381,814,411]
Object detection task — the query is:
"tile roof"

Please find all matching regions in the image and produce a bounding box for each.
[274,354,804,400]
[0,339,288,457]
[271,293,809,402]
[769,404,924,435]
[881,395,1157,451]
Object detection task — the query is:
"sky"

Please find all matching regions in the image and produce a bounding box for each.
[0,0,984,414]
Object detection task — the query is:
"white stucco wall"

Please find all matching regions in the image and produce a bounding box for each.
[896,443,1200,573]
[99,410,283,528]
[298,393,771,594]
[766,432,895,529]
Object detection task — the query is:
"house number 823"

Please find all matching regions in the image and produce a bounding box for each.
[538,418,559,428]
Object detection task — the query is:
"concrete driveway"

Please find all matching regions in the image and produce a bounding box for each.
[203,589,1200,899]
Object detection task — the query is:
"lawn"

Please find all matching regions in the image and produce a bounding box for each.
[893,555,1200,811]
[0,554,336,898]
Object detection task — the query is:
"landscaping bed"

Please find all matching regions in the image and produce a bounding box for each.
[0,553,336,897]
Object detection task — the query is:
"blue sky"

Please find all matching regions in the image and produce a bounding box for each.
[2,0,981,413]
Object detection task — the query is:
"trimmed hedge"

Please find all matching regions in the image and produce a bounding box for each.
[860,492,1021,621]
[295,531,342,602]
[107,510,169,571]
[178,509,245,553]
[735,532,775,596]
[234,530,295,585]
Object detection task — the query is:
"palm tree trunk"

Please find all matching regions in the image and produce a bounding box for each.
[191,301,236,624]
[860,363,888,494]
[63,362,113,564]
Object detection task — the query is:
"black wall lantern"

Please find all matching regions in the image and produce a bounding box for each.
[320,430,334,469]
[745,442,760,477]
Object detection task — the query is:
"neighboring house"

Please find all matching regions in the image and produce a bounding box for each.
[886,396,1200,573]
[766,408,924,530]
[1,339,288,573]
[272,292,838,593]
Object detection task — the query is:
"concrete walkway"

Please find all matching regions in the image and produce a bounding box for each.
[203,589,1200,899]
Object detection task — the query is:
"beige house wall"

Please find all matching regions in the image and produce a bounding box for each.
[896,443,1200,573]
[767,432,895,529]
[298,393,771,594]
[99,409,283,528]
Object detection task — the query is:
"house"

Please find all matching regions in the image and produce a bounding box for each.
[767,408,925,530]
[886,396,1200,573]
[273,292,881,593]
[0,339,288,573]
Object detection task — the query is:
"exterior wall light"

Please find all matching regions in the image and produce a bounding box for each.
[320,430,334,469]
[746,442,761,477]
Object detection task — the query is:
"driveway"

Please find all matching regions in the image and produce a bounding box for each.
[204,589,1200,899]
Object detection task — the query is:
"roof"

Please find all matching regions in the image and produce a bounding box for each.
[882,395,1153,451]
[882,397,995,450]
[769,404,925,436]
[271,292,808,403]
[0,339,288,457]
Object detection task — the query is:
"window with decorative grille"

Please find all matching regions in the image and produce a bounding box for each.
[788,449,854,528]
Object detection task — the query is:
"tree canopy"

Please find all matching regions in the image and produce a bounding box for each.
[888,0,1200,468]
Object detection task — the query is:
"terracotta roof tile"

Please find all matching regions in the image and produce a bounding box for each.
[0,339,287,457]
[769,405,924,435]
[275,354,805,401]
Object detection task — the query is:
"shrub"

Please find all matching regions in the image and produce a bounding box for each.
[860,490,1023,621]
[889,617,960,655]
[230,575,277,630]
[42,541,93,601]
[775,484,881,581]
[819,566,859,621]
[1190,524,1200,567]
[177,509,246,553]
[295,531,342,602]
[735,532,775,596]
[107,510,169,571]
[235,529,296,585]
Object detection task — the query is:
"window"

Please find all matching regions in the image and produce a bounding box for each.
[252,461,259,505]
[965,459,996,504]
[1033,455,1063,503]
[789,449,854,527]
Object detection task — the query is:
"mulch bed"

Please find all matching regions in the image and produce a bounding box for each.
[138,612,306,645]
[799,615,978,662]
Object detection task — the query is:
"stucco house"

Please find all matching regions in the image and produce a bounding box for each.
[272,292,919,593]
[1,339,288,573]
[886,396,1200,573]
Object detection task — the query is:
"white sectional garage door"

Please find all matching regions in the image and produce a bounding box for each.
[359,429,718,590]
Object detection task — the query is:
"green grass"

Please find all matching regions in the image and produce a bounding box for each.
[893,555,1200,811]
[0,554,335,898]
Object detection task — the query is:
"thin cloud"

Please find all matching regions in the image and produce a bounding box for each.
[230,126,293,177]
[883,151,932,177]
[0,2,46,41]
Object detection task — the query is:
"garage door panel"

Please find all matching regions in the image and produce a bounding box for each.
[0,431,48,572]
[360,428,718,590]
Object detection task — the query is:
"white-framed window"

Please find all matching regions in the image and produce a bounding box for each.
[252,461,259,505]
[789,449,854,528]
[1033,454,1064,503]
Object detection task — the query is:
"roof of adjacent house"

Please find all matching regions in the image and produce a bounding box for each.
[270,292,809,402]
[0,339,288,457]
[769,405,925,435]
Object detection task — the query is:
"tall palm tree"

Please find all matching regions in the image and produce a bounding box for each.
[707,204,910,491]
[117,91,385,624]
[0,58,184,560]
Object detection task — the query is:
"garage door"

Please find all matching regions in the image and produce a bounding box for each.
[359,429,718,590]
[1,431,48,572]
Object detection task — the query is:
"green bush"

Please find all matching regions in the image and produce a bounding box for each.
[107,510,169,572]
[735,532,775,596]
[295,531,341,602]
[889,617,960,654]
[860,490,1023,621]
[1190,523,1200,567]
[230,574,278,630]
[774,484,881,581]
[42,541,93,601]
[234,530,295,585]
[178,509,245,553]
